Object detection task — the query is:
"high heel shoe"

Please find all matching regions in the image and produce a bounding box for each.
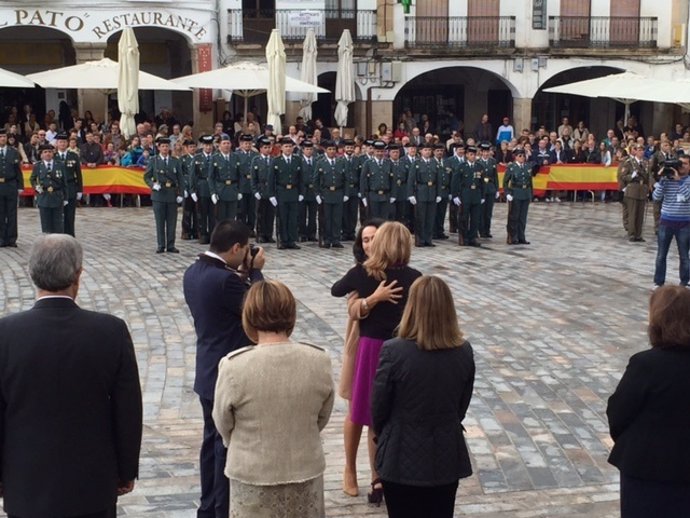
[343,470,359,497]
[367,478,384,506]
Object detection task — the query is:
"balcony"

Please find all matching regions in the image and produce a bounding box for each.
[549,17,657,49]
[227,9,377,46]
[404,16,516,50]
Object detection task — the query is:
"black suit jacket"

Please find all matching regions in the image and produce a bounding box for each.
[607,346,690,483]
[183,254,263,401]
[0,298,143,518]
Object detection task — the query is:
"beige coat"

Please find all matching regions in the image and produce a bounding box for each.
[338,294,366,400]
[212,342,334,485]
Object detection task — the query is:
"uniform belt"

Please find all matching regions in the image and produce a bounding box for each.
[426,181,435,187]
[282,184,293,189]
[164,182,176,188]
[0,178,4,183]
[377,190,388,195]
[329,186,337,191]
[349,184,354,188]
[246,175,251,179]
[396,180,404,186]
[225,180,233,185]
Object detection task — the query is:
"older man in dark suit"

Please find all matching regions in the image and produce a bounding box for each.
[0,234,143,518]
[183,220,265,518]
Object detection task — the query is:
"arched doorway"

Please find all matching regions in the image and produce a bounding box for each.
[0,26,76,134]
[393,67,514,141]
[105,27,193,126]
[532,66,626,137]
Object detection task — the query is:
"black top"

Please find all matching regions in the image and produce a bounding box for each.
[372,338,475,485]
[607,345,690,483]
[331,263,422,340]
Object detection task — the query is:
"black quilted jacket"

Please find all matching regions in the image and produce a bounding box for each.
[372,338,475,486]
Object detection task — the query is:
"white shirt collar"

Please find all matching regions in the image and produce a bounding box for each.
[37,295,74,302]
[203,250,227,264]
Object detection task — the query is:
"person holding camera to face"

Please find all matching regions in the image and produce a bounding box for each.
[183,220,265,518]
[652,154,690,288]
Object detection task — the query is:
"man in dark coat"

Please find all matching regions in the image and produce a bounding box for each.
[183,220,265,518]
[0,129,24,247]
[0,234,143,518]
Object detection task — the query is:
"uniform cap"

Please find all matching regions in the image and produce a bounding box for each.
[343,139,355,146]
[301,140,314,148]
[219,134,232,142]
[403,142,417,148]
[323,140,336,148]
[479,142,491,151]
[420,142,433,150]
[183,139,195,146]
[433,143,445,150]
[387,143,401,151]
[466,146,478,154]
[199,135,214,144]
[257,137,273,147]
[240,134,254,142]
[156,136,171,145]
[373,140,386,150]
[513,148,526,156]
[39,143,54,152]
[0,129,6,136]
[364,139,375,147]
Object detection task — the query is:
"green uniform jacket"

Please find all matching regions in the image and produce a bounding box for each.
[361,158,393,202]
[190,152,213,198]
[236,149,257,194]
[301,156,318,202]
[339,155,360,198]
[251,154,275,199]
[210,152,241,201]
[436,158,451,200]
[30,161,66,208]
[390,159,408,200]
[407,158,440,202]
[480,157,499,195]
[181,154,194,192]
[54,150,83,200]
[451,160,485,203]
[620,157,650,200]
[0,147,24,196]
[271,155,303,202]
[502,162,533,201]
[316,156,345,204]
[144,155,184,203]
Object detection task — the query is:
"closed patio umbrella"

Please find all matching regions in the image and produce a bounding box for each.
[118,28,139,139]
[334,29,355,130]
[265,29,286,132]
[298,28,318,122]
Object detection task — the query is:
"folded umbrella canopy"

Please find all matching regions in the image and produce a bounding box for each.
[298,28,319,122]
[334,30,356,130]
[118,28,139,140]
[265,29,286,132]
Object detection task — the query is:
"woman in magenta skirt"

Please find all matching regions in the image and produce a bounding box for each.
[331,221,421,505]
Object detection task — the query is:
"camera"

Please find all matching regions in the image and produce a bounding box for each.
[249,244,260,258]
[662,158,681,178]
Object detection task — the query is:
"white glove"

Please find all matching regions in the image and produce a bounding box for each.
[481,199,486,204]
[343,195,349,202]
[390,197,396,204]
[211,193,219,205]
[152,182,162,191]
[269,196,278,207]
[362,198,368,207]
[298,194,304,202]
[435,196,442,203]
[358,192,362,198]
[184,190,189,198]
[255,192,261,200]
[76,192,82,201]
[506,194,514,202]
[631,171,638,179]
[316,195,322,205]
[453,197,461,206]
[237,193,243,201]
[18,189,24,195]
[63,200,68,207]
[448,194,452,201]
[495,191,500,199]
[35,185,43,194]
[408,196,417,206]
[191,192,198,202]
[622,187,627,193]
[176,196,183,204]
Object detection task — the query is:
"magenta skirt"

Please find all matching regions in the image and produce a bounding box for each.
[350,335,386,427]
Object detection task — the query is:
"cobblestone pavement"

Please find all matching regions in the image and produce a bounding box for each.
[0,200,666,517]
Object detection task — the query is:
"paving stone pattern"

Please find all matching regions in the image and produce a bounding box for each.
[0,201,667,517]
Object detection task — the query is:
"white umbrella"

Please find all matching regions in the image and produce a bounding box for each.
[118,28,139,139]
[334,30,356,130]
[172,61,329,124]
[543,71,690,125]
[265,29,286,132]
[298,28,318,122]
[27,58,190,91]
[0,67,34,88]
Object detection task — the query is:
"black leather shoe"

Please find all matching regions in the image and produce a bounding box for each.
[518,240,530,245]
[167,247,180,253]
[319,243,331,249]
[156,248,165,254]
[267,238,276,243]
[7,243,17,248]
[288,243,301,250]
[277,244,286,250]
[511,240,520,245]
[469,241,482,247]
[332,242,344,248]
[426,242,436,247]
[635,237,646,242]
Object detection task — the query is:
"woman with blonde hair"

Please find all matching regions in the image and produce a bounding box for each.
[331,221,421,505]
[212,280,334,518]
[372,275,475,518]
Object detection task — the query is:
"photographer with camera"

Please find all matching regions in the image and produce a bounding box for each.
[652,154,690,288]
[183,219,265,518]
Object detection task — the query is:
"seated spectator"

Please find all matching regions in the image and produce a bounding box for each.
[136,148,150,167]
[568,140,587,164]
[23,132,41,164]
[7,133,28,163]
[80,132,104,167]
[212,280,334,518]
[393,120,408,141]
[573,121,589,141]
[549,139,569,164]
[103,142,119,165]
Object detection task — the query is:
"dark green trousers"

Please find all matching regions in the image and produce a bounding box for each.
[217,200,237,221]
[323,202,343,245]
[278,200,298,245]
[39,206,64,234]
[152,201,178,250]
[415,201,435,245]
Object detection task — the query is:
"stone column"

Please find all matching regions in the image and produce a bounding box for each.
[512,98,532,135]
[73,43,107,122]
[370,100,393,136]
[377,0,397,43]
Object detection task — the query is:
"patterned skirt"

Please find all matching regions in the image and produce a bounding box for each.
[230,475,325,518]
